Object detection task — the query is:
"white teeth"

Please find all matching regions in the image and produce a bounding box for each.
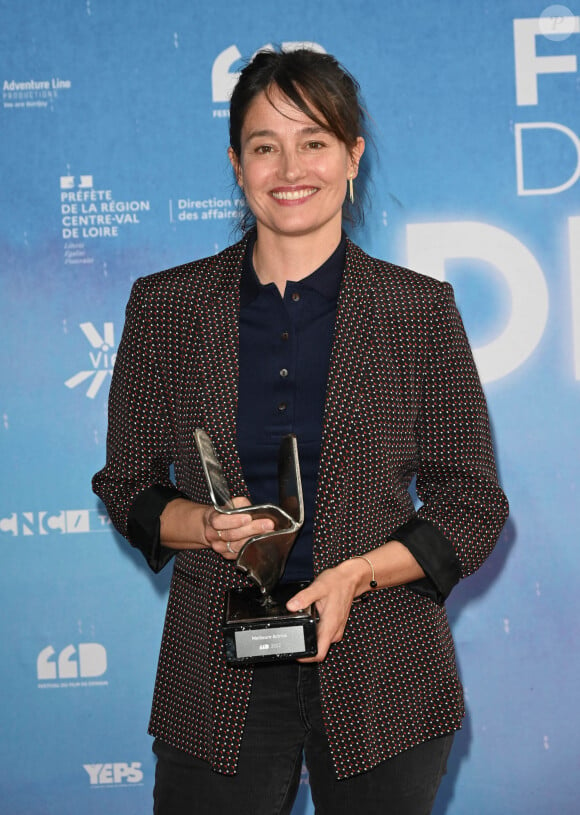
[272,188,316,200]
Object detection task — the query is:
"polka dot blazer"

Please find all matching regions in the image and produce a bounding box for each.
[93,235,508,779]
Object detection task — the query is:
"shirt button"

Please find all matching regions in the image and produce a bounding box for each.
[278,402,287,412]
[280,368,288,378]
[291,292,300,302]
[281,331,289,341]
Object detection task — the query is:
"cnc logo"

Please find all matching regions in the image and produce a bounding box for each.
[83,762,144,787]
[37,643,108,688]
[211,41,326,109]
[65,322,116,398]
[0,509,111,537]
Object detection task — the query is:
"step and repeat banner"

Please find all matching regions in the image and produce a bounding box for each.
[1,1,578,813]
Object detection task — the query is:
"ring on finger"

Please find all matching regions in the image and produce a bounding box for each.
[217,529,223,540]
[226,541,234,554]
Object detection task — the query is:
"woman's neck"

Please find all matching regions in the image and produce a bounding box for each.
[252,224,343,296]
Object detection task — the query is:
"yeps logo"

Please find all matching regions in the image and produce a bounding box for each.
[83,762,144,787]
[37,643,108,687]
[211,42,326,106]
[65,322,116,398]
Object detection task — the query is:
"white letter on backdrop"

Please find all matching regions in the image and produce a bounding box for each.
[406,222,549,383]
[569,216,580,379]
[212,45,242,103]
[515,122,580,195]
[513,16,579,106]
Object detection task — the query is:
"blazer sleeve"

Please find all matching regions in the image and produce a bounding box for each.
[92,277,183,571]
[393,281,508,600]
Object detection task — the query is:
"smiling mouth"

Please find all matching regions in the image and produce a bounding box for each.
[271,188,317,201]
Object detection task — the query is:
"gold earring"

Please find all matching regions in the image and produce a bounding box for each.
[347,177,354,205]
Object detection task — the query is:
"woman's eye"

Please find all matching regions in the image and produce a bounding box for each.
[255,145,273,154]
[306,141,324,150]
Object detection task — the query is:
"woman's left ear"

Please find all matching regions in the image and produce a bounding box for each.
[228,147,243,187]
[349,137,365,179]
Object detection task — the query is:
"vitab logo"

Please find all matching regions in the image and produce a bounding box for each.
[65,322,116,398]
[211,41,326,106]
[83,762,144,786]
[37,643,108,687]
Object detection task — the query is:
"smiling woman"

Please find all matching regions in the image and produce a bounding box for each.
[228,49,367,234]
[92,46,508,815]
[227,87,364,291]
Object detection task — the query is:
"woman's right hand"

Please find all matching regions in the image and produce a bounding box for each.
[160,496,275,560]
[202,496,275,561]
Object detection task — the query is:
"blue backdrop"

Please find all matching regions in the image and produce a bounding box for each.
[1,1,579,812]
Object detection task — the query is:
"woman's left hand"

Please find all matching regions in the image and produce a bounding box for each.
[285,558,368,663]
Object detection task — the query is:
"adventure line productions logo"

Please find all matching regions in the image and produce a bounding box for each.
[65,321,116,398]
[83,762,144,788]
[2,76,72,109]
[60,175,151,265]
[37,642,108,689]
[0,508,112,537]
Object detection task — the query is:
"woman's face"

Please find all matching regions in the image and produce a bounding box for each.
[229,86,364,243]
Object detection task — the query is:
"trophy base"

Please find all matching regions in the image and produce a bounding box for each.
[223,582,317,665]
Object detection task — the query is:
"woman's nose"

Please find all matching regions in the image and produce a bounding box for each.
[278,149,303,181]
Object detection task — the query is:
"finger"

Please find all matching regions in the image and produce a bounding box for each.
[212,513,252,535]
[231,496,252,508]
[294,599,349,663]
[217,522,276,547]
[297,633,330,663]
[286,586,315,613]
[223,536,238,558]
[212,518,274,545]
[208,515,250,546]
[297,613,346,663]
[212,530,239,560]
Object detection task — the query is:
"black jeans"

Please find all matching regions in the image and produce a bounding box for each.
[153,661,454,815]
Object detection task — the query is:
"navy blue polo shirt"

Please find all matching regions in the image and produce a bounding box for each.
[237,232,346,582]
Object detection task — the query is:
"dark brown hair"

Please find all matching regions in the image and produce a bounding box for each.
[229,48,368,231]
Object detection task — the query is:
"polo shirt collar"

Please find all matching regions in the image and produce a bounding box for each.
[240,229,346,306]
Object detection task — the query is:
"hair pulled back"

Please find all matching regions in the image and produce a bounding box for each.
[229,48,368,230]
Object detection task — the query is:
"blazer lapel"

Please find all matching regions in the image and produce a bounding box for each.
[196,239,249,497]
[316,240,376,507]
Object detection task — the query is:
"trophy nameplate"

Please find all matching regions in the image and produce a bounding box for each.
[194,429,318,664]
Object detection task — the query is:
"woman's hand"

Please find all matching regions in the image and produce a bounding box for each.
[159,496,275,559]
[203,496,275,561]
[285,541,427,662]
[285,558,369,662]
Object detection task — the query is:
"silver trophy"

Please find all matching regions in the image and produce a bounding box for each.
[194,429,317,664]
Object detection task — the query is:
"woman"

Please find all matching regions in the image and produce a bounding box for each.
[93,48,508,815]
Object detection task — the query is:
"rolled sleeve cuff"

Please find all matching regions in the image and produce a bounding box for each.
[392,517,462,604]
[127,485,187,573]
